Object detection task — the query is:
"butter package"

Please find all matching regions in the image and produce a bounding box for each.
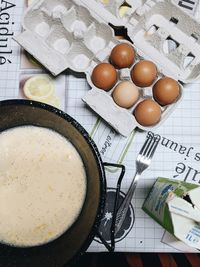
[143,178,200,250]
[15,0,200,136]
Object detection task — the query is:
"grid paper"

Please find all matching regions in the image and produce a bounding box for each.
[0,0,200,253]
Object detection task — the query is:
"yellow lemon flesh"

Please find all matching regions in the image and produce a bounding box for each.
[23,75,55,102]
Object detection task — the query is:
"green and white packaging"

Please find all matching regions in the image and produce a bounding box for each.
[143,178,200,250]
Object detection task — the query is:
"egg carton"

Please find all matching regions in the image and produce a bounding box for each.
[15,0,200,136]
[78,0,200,82]
[83,43,183,136]
[15,0,118,75]
[127,0,200,83]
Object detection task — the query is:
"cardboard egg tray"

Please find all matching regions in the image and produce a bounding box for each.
[15,0,200,136]
[83,46,183,136]
[16,0,118,74]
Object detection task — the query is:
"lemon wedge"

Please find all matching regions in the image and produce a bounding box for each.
[23,75,55,102]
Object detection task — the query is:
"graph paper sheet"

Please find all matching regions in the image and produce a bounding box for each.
[0,0,200,253]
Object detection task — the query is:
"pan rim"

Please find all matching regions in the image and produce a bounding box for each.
[0,99,106,267]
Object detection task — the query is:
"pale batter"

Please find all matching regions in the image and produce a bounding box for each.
[0,126,86,247]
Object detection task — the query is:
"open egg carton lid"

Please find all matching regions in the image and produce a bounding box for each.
[15,0,119,76]
[126,0,200,83]
[78,0,200,83]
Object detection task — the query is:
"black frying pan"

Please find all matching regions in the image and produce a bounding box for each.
[0,99,116,267]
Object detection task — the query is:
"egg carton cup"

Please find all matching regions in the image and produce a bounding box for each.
[15,0,200,136]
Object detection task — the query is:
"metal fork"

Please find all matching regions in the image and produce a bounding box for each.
[115,131,161,235]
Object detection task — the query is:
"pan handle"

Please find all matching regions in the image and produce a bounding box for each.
[96,162,126,252]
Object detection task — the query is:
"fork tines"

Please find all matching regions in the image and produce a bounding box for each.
[139,131,161,159]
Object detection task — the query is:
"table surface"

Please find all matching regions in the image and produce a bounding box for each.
[1,0,200,253]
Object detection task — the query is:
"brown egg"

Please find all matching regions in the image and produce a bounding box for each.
[153,77,180,106]
[112,81,139,108]
[131,60,157,87]
[110,43,135,69]
[134,99,161,126]
[91,63,118,91]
